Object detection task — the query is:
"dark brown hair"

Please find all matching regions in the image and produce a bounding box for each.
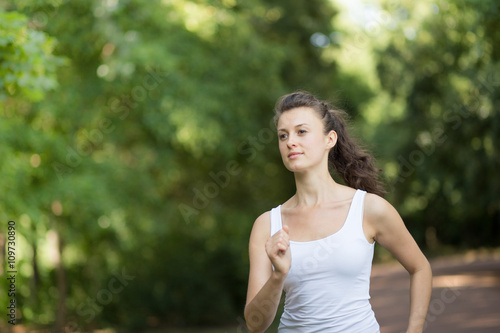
[274,91,386,197]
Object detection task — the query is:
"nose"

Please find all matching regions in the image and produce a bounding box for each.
[286,134,297,148]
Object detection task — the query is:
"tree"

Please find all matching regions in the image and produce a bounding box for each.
[373,0,500,249]
[1,0,373,330]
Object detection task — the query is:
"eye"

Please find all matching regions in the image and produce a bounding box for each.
[279,133,288,140]
[298,129,307,135]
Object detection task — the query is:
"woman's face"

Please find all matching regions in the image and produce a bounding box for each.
[277,107,336,173]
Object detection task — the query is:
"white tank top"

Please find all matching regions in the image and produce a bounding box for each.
[270,190,380,332]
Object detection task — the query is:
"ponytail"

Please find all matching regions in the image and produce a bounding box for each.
[274,91,386,196]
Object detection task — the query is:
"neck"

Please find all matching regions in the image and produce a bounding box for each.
[292,167,340,207]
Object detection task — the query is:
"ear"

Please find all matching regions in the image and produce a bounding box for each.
[325,130,337,150]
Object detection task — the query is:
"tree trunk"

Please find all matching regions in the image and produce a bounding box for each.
[31,239,40,310]
[53,231,66,333]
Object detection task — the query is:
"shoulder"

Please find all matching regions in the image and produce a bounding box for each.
[253,210,271,230]
[249,210,272,245]
[363,192,404,237]
[363,193,396,219]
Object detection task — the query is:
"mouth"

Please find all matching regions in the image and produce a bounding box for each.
[288,152,303,159]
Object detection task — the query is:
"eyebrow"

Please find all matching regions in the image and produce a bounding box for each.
[278,123,309,132]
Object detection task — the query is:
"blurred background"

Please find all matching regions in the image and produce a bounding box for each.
[0,0,498,332]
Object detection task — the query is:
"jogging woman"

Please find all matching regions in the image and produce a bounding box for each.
[244,91,432,332]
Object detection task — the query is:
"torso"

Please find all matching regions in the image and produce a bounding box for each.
[272,189,380,332]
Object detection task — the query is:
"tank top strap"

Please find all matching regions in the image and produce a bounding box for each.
[270,205,283,237]
[342,190,368,239]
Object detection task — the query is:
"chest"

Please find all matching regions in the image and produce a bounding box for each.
[288,236,374,279]
[282,201,352,242]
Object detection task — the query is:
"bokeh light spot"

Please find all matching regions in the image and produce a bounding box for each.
[51,200,63,216]
[30,153,41,167]
[97,64,109,77]
[310,32,330,48]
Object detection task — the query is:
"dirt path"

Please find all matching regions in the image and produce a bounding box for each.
[370,253,500,332]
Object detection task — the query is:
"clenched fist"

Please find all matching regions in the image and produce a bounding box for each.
[265,225,291,276]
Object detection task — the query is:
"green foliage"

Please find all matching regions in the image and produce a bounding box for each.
[0,0,499,331]
[374,0,500,248]
[0,0,348,330]
[0,10,65,101]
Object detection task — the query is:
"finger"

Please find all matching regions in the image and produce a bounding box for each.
[279,232,289,244]
[275,235,289,248]
[278,239,290,252]
[278,243,290,256]
[277,241,288,251]
[274,230,289,241]
[282,225,289,234]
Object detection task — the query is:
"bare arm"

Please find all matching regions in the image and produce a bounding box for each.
[244,271,286,332]
[244,212,291,333]
[365,194,432,333]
